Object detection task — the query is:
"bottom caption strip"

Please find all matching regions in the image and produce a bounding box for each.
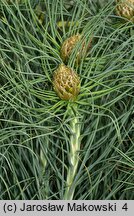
[0,201,133,216]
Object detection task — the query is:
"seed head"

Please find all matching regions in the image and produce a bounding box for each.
[53,64,80,101]
[116,0,134,22]
[60,34,91,64]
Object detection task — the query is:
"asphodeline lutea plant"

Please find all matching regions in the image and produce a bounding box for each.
[116,0,134,22]
[52,29,92,199]
[53,63,81,199]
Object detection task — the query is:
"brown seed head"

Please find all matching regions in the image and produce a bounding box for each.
[60,34,91,64]
[53,64,80,101]
[116,0,134,22]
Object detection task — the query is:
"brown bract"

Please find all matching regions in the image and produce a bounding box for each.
[53,64,80,101]
[116,0,134,22]
[60,34,92,64]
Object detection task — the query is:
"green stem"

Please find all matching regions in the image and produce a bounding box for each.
[64,108,81,200]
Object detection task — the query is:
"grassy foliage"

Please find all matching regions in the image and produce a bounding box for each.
[0,0,134,200]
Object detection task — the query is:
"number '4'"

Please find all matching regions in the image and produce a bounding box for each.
[122,203,128,211]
